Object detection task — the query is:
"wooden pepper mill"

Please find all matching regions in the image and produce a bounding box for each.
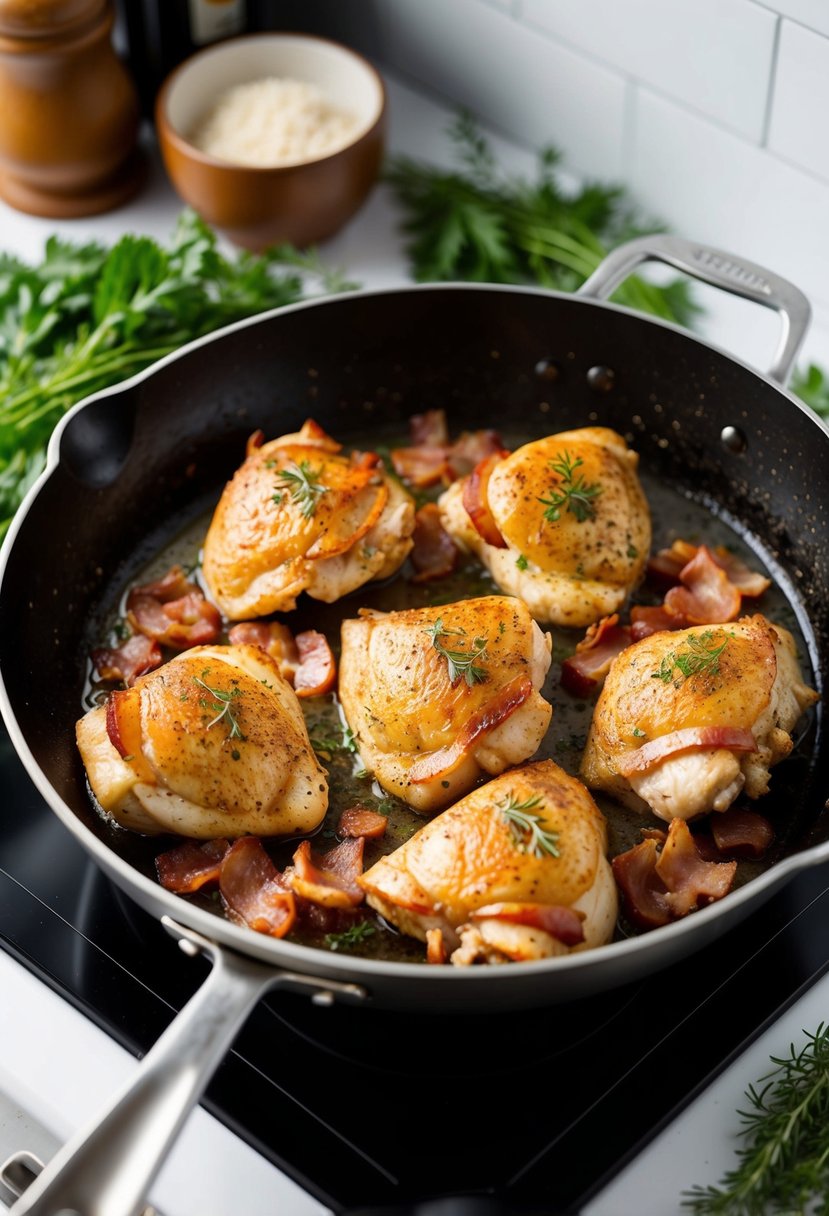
[0,0,144,217]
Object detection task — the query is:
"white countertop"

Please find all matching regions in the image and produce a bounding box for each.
[0,73,827,1216]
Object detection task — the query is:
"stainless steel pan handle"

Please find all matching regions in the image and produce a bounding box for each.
[578,233,811,387]
[10,918,366,1216]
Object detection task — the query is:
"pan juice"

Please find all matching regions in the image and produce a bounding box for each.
[81,427,818,960]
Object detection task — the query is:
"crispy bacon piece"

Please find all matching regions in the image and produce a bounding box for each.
[616,726,758,778]
[471,902,585,946]
[613,819,737,929]
[156,839,230,893]
[663,546,742,625]
[105,688,156,784]
[447,429,504,477]
[337,808,388,839]
[227,621,299,681]
[127,564,222,650]
[408,675,534,784]
[710,806,775,858]
[287,837,365,908]
[462,451,509,548]
[410,410,449,447]
[227,622,335,697]
[91,633,162,686]
[629,604,685,640]
[648,540,770,598]
[426,927,447,964]
[656,819,738,916]
[392,424,506,489]
[410,503,460,582]
[220,836,296,938]
[390,445,452,488]
[561,614,633,697]
[294,631,337,697]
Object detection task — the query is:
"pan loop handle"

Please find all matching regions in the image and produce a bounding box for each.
[9,919,366,1216]
[577,234,811,387]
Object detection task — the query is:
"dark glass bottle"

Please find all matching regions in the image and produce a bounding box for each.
[115,0,250,113]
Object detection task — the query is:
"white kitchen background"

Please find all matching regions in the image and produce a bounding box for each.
[293,0,829,377]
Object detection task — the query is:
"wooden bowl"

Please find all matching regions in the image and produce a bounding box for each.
[155,32,386,251]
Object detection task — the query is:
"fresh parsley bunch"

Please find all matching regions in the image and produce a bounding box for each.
[385,112,700,325]
[0,210,356,539]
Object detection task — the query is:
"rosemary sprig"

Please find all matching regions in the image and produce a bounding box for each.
[683,1023,829,1214]
[498,792,561,859]
[423,617,489,686]
[652,630,729,685]
[324,921,377,951]
[274,459,329,518]
[538,451,602,524]
[193,673,246,740]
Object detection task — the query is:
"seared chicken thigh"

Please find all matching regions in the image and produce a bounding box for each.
[202,420,415,619]
[339,597,552,812]
[76,644,327,837]
[359,760,617,964]
[439,427,650,627]
[581,615,818,822]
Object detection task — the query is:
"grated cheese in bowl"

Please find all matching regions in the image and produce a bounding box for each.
[188,77,362,167]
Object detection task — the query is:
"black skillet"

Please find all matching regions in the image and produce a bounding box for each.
[1,235,828,1215]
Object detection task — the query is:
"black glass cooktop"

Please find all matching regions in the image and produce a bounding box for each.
[2,723,828,1216]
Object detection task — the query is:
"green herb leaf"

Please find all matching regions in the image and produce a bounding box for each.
[423,617,489,686]
[274,459,329,518]
[516,553,529,571]
[683,1023,829,1214]
[538,450,602,523]
[192,675,246,740]
[498,792,560,858]
[651,630,729,685]
[324,921,377,951]
[385,112,700,322]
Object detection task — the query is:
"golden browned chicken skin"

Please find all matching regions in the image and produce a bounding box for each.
[581,615,818,822]
[439,427,650,627]
[339,596,553,813]
[359,760,617,965]
[76,644,327,838]
[202,420,415,619]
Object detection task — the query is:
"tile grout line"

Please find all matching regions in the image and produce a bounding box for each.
[761,14,783,147]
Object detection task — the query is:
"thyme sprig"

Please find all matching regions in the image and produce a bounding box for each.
[683,1023,829,1214]
[274,459,329,518]
[538,451,602,524]
[423,617,489,686]
[652,630,729,686]
[193,673,246,740]
[324,921,377,951]
[498,793,561,859]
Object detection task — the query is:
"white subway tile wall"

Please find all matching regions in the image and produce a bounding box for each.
[768,20,829,181]
[347,0,829,370]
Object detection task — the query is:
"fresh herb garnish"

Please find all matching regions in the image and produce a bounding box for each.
[652,630,729,685]
[274,459,329,518]
[309,722,358,757]
[516,553,529,571]
[683,1023,829,1214]
[193,674,246,740]
[791,363,829,418]
[498,792,561,859]
[423,617,489,686]
[324,922,377,951]
[632,726,647,738]
[385,112,699,323]
[538,451,602,524]
[0,210,356,540]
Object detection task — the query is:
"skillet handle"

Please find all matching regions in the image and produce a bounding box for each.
[9,918,366,1216]
[577,233,811,386]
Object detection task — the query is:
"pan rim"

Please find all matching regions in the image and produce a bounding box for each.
[2,281,828,990]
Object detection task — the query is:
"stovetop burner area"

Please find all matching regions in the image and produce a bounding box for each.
[2,723,829,1215]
